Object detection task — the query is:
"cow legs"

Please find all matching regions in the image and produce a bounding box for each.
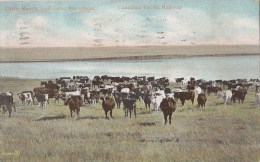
[164,113,167,125]
[169,113,172,124]
[70,109,73,117]
[181,100,185,106]
[105,110,108,118]
[8,107,12,118]
[191,98,194,105]
[110,110,113,118]
[129,110,132,118]
[13,104,16,112]
[134,108,136,118]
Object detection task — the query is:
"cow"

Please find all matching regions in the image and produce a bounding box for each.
[255,93,260,107]
[36,94,48,109]
[113,91,122,108]
[176,91,195,106]
[151,93,164,111]
[101,96,115,118]
[143,93,152,109]
[232,86,247,104]
[33,87,59,103]
[17,92,33,105]
[64,96,83,117]
[64,89,81,98]
[0,92,15,118]
[207,86,222,96]
[160,97,176,124]
[197,93,207,108]
[123,98,137,118]
[217,90,232,106]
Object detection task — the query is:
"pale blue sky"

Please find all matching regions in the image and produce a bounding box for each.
[0,0,259,47]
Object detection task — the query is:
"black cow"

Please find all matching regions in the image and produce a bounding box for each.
[0,92,16,118]
[123,98,137,118]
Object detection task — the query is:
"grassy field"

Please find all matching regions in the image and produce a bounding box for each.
[0,77,260,162]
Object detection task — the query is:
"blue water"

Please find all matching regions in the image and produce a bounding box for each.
[0,55,259,81]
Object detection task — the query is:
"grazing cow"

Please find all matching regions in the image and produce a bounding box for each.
[160,97,176,124]
[232,86,247,104]
[207,86,222,95]
[255,93,260,107]
[197,93,207,108]
[176,91,195,106]
[0,92,15,118]
[17,92,33,105]
[36,94,48,109]
[123,98,137,118]
[217,90,232,106]
[101,97,115,118]
[64,96,83,117]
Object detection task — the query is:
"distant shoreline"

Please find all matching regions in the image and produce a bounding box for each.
[0,45,259,62]
[0,53,259,63]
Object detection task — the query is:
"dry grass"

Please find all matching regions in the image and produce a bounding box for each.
[0,77,260,162]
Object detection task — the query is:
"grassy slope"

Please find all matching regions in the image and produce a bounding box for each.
[0,77,259,162]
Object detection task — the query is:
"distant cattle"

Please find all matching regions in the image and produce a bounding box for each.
[123,98,137,118]
[101,97,115,118]
[232,86,247,104]
[64,96,83,117]
[217,90,232,106]
[174,91,195,106]
[197,93,207,108]
[160,97,176,124]
[17,92,33,105]
[0,92,16,118]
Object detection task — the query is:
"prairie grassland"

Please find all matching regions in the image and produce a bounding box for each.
[0,77,260,162]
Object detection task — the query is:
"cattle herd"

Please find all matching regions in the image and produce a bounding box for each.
[0,75,259,124]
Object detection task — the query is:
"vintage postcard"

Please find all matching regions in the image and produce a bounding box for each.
[0,0,260,161]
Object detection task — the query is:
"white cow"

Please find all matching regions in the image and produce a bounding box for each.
[17,92,33,105]
[121,88,130,93]
[151,93,164,111]
[64,89,81,98]
[193,86,202,99]
[255,93,260,107]
[217,90,232,106]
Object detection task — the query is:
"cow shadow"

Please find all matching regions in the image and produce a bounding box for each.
[35,114,66,121]
[77,116,99,120]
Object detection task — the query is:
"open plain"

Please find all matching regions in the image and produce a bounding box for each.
[0,77,259,162]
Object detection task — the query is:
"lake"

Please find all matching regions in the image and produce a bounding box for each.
[0,55,259,81]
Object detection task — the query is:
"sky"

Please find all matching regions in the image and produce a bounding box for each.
[0,0,259,47]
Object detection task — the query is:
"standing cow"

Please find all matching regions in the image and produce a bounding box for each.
[197,93,207,108]
[101,96,115,118]
[217,90,232,106]
[0,92,16,118]
[160,97,176,124]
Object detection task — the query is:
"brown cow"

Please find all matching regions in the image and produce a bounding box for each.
[232,87,247,104]
[101,96,115,118]
[197,93,207,108]
[160,98,176,124]
[64,96,83,117]
[33,87,59,103]
[175,91,195,106]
